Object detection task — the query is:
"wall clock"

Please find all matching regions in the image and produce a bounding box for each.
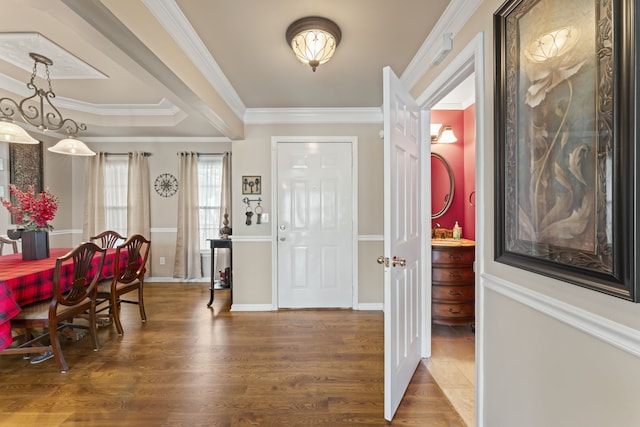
[154,173,178,197]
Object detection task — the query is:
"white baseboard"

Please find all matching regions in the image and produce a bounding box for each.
[357,303,383,311]
[230,304,274,312]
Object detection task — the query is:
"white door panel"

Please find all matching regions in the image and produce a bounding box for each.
[383,66,423,421]
[277,142,353,308]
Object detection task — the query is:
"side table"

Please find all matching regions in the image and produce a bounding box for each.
[207,238,232,307]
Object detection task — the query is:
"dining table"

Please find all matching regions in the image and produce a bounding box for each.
[0,247,127,351]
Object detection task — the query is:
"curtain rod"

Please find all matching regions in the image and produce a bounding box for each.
[176,152,229,156]
[105,152,152,157]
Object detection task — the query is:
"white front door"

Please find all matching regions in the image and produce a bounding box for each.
[276,141,353,308]
[382,66,423,420]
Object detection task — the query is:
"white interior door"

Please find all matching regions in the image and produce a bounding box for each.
[382,66,423,420]
[277,141,353,308]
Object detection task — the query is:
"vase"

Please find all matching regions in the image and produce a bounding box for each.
[21,231,50,261]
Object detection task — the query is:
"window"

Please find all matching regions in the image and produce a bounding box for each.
[198,155,223,250]
[104,156,128,236]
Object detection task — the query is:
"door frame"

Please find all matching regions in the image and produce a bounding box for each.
[415,32,485,424]
[270,136,359,310]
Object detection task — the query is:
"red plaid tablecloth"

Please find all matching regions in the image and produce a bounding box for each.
[0,247,125,351]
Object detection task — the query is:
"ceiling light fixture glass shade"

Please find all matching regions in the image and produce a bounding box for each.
[47,136,95,156]
[0,119,39,144]
[525,26,579,63]
[0,52,88,153]
[286,16,341,72]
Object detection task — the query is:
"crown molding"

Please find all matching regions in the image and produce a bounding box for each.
[401,0,483,90]
[82,136,232,144]
[0,72,180,117]
[142,0,246,121]
[244,107,382,125]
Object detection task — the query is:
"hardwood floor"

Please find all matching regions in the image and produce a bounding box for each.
[0,283,465,426]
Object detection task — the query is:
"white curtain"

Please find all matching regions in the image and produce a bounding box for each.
[215,152,232,277]
[104,157,128,237]
[82,152,107,241]
[127,152,151,238]
[174,152,201,279]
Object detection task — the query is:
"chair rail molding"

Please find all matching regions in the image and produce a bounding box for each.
[482,273,640,358]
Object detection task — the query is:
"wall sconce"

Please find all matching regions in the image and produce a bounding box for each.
[430,124,457,143]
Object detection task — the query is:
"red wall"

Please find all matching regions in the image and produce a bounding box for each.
[463,104,476,241]
[430,106,475,240]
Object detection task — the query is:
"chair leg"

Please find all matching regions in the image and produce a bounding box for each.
[88,304,99,351]
[112,294,124,336]
[49,322,68,373]
[138,284,147,323]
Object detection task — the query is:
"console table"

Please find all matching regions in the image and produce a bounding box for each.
[207,238,232,307]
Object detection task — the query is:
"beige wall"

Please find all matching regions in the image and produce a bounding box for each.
[414,1,640,426]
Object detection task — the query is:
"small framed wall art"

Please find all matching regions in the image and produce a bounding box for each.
[242,176,261,194]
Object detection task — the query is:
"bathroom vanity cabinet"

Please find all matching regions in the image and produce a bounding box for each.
[431,239,475,326]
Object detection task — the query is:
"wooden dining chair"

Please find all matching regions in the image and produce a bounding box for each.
[0,236,18,255]
[97,234,150,335]
[90,230,126,249]
[1,242,106,373]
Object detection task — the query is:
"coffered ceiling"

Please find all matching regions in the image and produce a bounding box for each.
[0,0,461,142]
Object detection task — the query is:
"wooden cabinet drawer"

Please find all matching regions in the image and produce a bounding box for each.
[432,285,474,301]
[432,302,474,319]
[432,247,475,266]
[432,267,474,284]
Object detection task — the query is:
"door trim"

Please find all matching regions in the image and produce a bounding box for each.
[271,136,359,310]
[417,32,485,426]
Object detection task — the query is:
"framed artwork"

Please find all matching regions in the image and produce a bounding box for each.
[9,141,43,193]
[494,0,640,300]
[8,141,43,225]
[242,176,261,194]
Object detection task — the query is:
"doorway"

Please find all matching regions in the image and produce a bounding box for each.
[417,33,484,427]
[271,136,359,309]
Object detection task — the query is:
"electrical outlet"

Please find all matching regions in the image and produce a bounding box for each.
[262,213,269,223]
[159,256,166,265]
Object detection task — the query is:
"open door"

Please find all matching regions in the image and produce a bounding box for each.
[382,66,424,420]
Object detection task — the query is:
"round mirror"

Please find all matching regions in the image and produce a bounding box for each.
[431,153,455,219]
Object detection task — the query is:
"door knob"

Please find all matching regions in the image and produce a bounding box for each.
[376,256,389,267]
[392,256,406,267]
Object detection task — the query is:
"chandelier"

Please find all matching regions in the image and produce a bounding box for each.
[0,52,95,156]
[286,16,341,72]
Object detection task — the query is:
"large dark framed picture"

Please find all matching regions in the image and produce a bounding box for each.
[9,141,43,224]
[494,0,640,300]
[9,141,43,193]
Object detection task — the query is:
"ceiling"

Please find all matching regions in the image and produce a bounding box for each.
[0,0,460,143]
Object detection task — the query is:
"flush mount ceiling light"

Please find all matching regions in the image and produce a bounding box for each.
[286,16,341,72]
[0,52,94,155]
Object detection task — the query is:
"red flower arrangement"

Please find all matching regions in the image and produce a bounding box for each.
[0,184,59,231]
